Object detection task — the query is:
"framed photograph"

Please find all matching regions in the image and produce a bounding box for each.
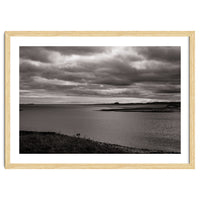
[5,31,195,169]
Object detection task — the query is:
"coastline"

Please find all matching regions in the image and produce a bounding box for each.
[99,102,180,112]
[20,130,178,154]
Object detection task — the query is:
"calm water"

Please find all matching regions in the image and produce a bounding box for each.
[20,104,180,153]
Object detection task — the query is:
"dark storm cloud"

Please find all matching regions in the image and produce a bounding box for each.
[20,47,52,63]
[136,47,180,63]
[20,46,181,103]
[93,62,180,86]
[44,46,109,56]
[156,88,180,94]
[20,46,110,63]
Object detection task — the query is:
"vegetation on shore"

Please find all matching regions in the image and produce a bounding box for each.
[20,130,176,154]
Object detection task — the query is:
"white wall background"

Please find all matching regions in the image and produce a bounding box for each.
[0,0,199,200]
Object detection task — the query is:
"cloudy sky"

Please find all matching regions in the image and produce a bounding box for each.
[20,46,180,104]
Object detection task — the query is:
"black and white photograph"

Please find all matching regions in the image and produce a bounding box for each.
[1,1,199,200]
[19,46,181,154]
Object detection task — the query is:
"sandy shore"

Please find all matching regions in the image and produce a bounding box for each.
[20,131,177,154]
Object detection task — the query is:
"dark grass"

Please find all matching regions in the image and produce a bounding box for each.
[20,130,177,154]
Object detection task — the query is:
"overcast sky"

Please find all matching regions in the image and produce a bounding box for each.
[20,46,180,104]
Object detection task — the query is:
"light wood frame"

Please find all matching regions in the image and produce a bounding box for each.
[5,31,195,169]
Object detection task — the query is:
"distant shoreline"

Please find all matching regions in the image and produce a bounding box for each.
[20,130,178,154]
[100,102,180,112]
[20,101,180,106]
[20,102,180,113]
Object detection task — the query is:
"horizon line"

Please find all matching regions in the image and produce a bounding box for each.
[20,101,181,105]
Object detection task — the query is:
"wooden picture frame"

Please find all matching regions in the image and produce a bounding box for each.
[5,31,195,169]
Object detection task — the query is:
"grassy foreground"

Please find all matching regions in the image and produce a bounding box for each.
[20,131,175,154]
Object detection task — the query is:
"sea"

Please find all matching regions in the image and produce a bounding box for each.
[20,104,180,153]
